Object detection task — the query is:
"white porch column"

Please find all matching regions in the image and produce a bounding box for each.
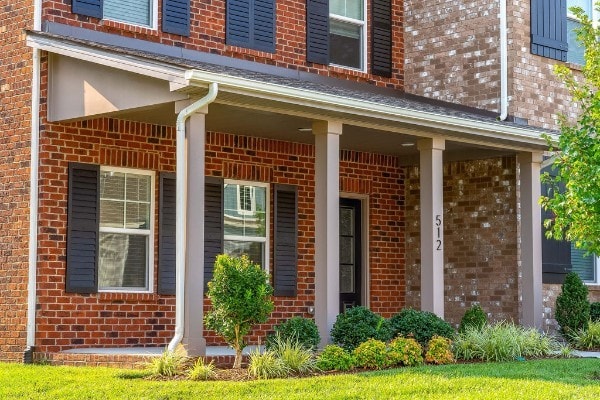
[182,108,208,355]
[313,120,342,346]
[518,151,543,328]
[417,138,445,318]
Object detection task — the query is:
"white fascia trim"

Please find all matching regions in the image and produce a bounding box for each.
[26,33,188,87]
[185,70,548,147]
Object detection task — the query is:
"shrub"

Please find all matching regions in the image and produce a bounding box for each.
[573,321,600,350]
[266,317,321,351]
[330,306,392,351]
[205,254,274,368]
[425,336,454,365]
[389,309,455,347]
[591,302,600,322]
[247,349,289,379]
[316,345,354,371]
[453,322,561,362]
[555,272,590,340]
[353,339,388,370]
[146,346,188,377]
[269,334,318,375]
[386,337,423,367]
[187,358,216,381]
[459,305,488,333]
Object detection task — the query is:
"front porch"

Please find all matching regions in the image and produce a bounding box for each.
[26,29,550,359]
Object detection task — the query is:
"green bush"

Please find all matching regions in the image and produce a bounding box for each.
[573,321,600,350]
[247,349,289,379]
[459,305,488,333]
[330,306,392,351]
[425,336,454,365]
[145,346,188,377]
[590,302,600,322]
[555,272,590,340]
[453,322,561,362]
[386,337,423,367]
[389,309,455,347]
[266,317,321,351]
[315,345,354,371]
[187,358,216,381]
[205,254,274,368]
[269,334,318,375]
[353,339,388,370]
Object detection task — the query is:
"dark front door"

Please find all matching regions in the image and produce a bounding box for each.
[339,198,362,312]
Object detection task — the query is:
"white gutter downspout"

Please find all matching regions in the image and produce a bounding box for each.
[168,82,218,352]
[499,0,509,121]
[25,0,43,363]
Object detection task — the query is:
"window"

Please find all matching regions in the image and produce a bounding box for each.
[223,181,269,269]
[98,167,154,291]
[103,0,156,28]
[571,244,600,284]
[566,0,596,65]
[72,0,189,36]
[329,0,366,70]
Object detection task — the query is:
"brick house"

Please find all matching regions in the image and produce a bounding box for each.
[0,0,597,364]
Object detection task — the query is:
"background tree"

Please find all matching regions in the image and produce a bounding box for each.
[541,4,600,254]
[205,254,274,368]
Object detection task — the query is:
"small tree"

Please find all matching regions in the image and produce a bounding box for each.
[555,272,590,340]
[204,254,274,368]
[541,4,600,254]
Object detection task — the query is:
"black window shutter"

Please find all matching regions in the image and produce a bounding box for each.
[306,0,329,64]
[372,0,392,77]
[158,173,176,295]
[274,184,298,296]
[531,0,568,61]
[163,0,191,36]
[66,163,100,293]
[72,0,103,19]
[204,177,224,291]
[227,0,275,52]
[541,165,572,284]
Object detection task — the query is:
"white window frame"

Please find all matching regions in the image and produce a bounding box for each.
[98,166,155,293]
[587,258,600,285]
[329,0,368,72]
[223,179,270,272]
[566,0,598,64]
[103,0,158,30]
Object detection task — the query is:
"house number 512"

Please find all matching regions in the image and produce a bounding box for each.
[435,215,442,251]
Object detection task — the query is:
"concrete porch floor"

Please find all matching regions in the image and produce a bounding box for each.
[61,345,263,357]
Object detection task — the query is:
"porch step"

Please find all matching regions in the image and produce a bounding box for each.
[33,346,259,369]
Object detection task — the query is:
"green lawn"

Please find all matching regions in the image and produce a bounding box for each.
[1,358,599,399]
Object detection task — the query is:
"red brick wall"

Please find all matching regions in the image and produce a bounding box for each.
[35,120,407,352]
[0,0,34,361]
[404,0,577,130]
[42,0,404,89]
[405,156,519,327]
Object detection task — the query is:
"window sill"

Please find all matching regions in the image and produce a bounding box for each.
[567,61,584,71]
[99,19,160,37]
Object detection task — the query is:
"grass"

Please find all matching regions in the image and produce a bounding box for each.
[1,358,599,399]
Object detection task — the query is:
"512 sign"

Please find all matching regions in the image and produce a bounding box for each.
[435,215,442,251]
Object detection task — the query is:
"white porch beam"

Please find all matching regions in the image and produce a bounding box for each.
[182,108,209,355]
[518,151,543,328]
[417,138,445,318]
[313,120,342,346]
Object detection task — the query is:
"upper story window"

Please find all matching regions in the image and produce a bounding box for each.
[72,0,183,32]
[329,0,366,70]
[103,0,156,28]
[98,167,154,291]
[223,181,269,270]
[566,0,596,65]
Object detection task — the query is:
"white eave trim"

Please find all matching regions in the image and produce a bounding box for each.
[185,70,548,147]
[25,31,549,148]
[26,32,188,87]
